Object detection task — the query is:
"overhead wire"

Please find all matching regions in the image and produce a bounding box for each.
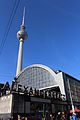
[0,0,21,54]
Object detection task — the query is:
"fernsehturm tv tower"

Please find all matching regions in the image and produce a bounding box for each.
[16,8,28,76]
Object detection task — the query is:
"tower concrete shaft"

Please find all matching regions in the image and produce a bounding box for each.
[16,7,28,77]
[16,39,24,76]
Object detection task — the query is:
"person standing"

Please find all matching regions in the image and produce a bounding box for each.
[60,112,66,120]
[72,113,78,120]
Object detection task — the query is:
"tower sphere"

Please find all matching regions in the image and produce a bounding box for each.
[17,25,28,40]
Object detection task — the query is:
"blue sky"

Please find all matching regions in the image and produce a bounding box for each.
[0,0,80,83]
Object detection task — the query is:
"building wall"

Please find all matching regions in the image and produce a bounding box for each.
[13,94,30,114]
[0,94,12,119]
[55,72,66,98]
[63,73,80,103]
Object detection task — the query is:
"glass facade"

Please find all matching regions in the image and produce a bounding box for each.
[63,73,80,103]
[17,64,56,89]
[17,64,80,103]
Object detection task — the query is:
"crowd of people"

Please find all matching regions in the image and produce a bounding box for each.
[45,112,80,120]
[15,111,80,120]
[47,112,79,120]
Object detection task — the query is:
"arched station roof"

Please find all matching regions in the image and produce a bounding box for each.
[17,64,58,89]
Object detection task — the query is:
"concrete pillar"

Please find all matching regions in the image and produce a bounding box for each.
[16,38,24,76]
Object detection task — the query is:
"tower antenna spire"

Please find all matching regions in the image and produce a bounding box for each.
[22,7,25,26]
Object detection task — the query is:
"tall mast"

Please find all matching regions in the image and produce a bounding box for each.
[16,7,28,77]
[67,78,74,113]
